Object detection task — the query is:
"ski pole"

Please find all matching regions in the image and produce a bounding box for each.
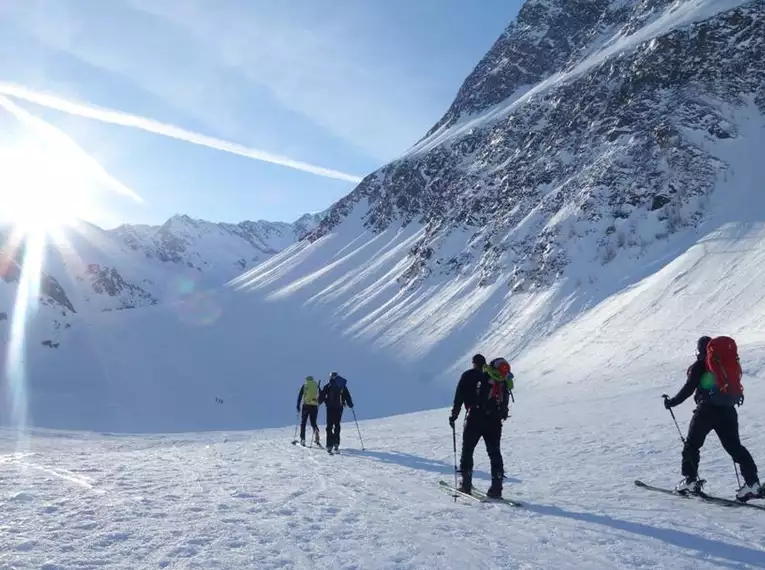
[733,460,742,487]
[662,394,702,483]
[451,422,458,497]
[351,408,365,450]
[291,411,300,445]
[661,395,686,444]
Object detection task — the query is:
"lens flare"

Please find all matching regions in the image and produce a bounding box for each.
[175,291,223,326]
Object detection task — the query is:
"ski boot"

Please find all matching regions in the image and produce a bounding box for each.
[457,471,472,494]
[675,476,704,495]
[486,476,503,499]
[313,430,322,447]
[300,439,306,447]
[736,479,763,502]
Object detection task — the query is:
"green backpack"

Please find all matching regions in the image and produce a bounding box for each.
[303,376,319,406]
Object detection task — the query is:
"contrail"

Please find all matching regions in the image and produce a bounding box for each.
[0,83,365,184]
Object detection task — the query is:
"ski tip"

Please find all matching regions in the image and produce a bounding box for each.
[634,480,647,486]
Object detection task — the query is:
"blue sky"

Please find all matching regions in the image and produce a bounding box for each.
[0,0,522,228]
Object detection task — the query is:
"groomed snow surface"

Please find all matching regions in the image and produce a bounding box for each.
[2,378,764,569]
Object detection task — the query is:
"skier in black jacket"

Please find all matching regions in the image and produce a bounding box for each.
[664,336,762,500]
[320,372,353,453]
[449,353,509,498]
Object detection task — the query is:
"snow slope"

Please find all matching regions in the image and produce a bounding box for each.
[0,1,760,437]
[5,101,764,434]
[1,377,764,569]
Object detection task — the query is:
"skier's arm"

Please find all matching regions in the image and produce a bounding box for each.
[344,387,354,408]
[666,364,700,407]
[450,373,467,419]
[296,386,304,411]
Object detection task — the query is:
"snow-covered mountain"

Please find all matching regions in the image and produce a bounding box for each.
[0,211,324,351]
[110,212,325,275]
[2,2,765,566]
[311,0,762,292]
[2,0,764,434]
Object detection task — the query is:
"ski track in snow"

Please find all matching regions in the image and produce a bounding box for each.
[2,383,765,569]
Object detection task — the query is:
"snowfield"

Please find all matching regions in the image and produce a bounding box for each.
[2,378,764,569]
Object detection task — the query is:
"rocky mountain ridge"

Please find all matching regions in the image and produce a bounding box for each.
[309,0,763,291]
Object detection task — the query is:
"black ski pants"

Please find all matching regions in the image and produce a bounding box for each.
[460,414,504,480]
[326,407,343,449]
[300,404,319,441]
[682,404,758,485]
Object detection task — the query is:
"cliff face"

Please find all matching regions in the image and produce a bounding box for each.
[309,1,763,291]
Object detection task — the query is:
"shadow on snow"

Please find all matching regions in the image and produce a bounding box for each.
[341,448,522,484]
[519,502,765,569]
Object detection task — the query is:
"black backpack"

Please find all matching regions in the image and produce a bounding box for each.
[325,375,347,407]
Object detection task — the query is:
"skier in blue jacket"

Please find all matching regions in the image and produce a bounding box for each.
[320,372,354,453]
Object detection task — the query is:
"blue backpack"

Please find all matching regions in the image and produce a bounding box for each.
[326,375,347,407]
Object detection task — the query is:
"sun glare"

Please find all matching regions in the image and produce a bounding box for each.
[0,140,95,234]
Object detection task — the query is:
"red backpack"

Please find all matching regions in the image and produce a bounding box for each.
[705,336,743,402]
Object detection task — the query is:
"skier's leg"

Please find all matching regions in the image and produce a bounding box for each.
[309,406,320,444]
[336,409,343,449]
[681,407,712,482]
[325,409,334,448]
[483,420,504,497]
[482,420,504,478]
[459,418,481,490]
[714,407,758,486]
[327,408,341,449]
[300,406,309,442]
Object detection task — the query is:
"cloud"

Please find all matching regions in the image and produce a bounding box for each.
[5,0,440,163]
[0,83,365,183]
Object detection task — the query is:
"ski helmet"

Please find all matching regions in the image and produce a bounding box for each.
[697,336,712,355]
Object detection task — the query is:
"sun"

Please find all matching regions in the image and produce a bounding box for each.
[0,139,96,235]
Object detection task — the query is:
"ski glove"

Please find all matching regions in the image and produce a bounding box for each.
[448,415,456,429]
[662,394,675,409]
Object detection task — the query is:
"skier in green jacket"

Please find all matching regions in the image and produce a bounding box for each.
[296,376,322,447]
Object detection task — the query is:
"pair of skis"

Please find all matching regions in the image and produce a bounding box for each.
[291,439,324,450]
[438,480,523,507]
[440,479,764,511]
[634,479,765,511]
[291,441,345,455]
